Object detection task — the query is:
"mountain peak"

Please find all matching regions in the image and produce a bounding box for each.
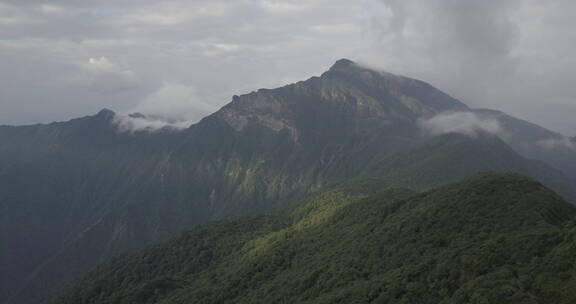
[328,58,392,76]
[214,57,470,138]
[95,108,115,119]
[330,58,356,70]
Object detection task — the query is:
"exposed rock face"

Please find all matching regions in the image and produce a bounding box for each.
[215,59,469,142]
[217,91,300,140]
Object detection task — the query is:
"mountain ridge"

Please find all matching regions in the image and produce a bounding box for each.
[1,59,575,304]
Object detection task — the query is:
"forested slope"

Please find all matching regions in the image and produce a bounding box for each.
[58,173,576,304]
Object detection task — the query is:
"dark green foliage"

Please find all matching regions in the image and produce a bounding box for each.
[58,216,285,304]
[373,132,575,199]
[57,173,576,304]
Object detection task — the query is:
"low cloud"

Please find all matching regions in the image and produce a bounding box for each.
[536,137,576,151]
[113,83,217,132]
[419,111,503,138]
[113,114,192,133]
[132,83,216,121]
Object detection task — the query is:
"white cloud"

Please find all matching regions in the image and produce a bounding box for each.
[85,57,117,71]
[112,114,192,133]
[419,111,503,138]
[112,83,218,132]
[132,83,216,121]
[537,137,576,150]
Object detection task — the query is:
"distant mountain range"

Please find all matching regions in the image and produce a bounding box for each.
[1,59,574,304]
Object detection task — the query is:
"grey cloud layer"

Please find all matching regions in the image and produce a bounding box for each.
[0,0,574,135]
[365,0,576,135]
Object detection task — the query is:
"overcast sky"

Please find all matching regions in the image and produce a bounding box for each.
[0,0,575,135]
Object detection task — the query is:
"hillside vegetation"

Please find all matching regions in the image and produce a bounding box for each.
[58,173,576,304]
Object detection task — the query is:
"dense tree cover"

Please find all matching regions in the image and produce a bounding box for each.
[57,173,576,304]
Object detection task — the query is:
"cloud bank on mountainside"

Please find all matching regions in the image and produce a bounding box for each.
[419,111,503,138]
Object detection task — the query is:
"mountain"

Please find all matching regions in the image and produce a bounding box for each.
[56,173,576,304]
[472,109,576,182]
[371,132,574,198]
[1,59,574,304]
